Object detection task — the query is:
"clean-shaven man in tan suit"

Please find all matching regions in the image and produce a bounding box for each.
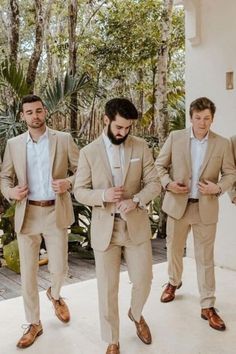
[74,98,160,354]
[1,95,79,348]
[156,97,236,331]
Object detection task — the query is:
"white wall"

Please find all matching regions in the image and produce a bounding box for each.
[184,0,236,270]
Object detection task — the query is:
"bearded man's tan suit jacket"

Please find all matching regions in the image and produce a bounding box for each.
[74,134,161,251]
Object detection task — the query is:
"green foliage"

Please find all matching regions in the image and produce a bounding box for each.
[0,60,30,101]
[69,198,94,258]
[43,72,93,116]
[0,0,186,254]
[3,239,20,273]
[0,101,26,156]
[149,197,161,237]
[0,204,16,246]
[169,95,185,132]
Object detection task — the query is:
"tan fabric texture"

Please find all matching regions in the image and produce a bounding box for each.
[228,135,236,201]
[156,128,236,224]
[1,129,79,232]
[74,134,161,251]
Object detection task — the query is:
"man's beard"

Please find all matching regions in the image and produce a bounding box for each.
[107,123,129,145]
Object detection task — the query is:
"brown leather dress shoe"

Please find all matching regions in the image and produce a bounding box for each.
[128,308,152,345]
[201,307,226,331]
[46,287,70,323]
[16,321,43,348]
[106,343,120,354]
[160,282,182,303]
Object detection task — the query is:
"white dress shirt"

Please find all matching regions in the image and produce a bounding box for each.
[102,131,125,183]
[26,128,55,201]
[189,128,208,198]
[102,131,125,209]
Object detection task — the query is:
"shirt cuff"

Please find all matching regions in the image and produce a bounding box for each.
[102,190,106,202]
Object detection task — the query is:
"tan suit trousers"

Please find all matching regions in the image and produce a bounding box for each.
[94,218,153,344]
[17,204,68,323]
[166,202,216,308]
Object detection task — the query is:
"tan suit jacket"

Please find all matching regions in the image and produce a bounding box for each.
[228,135,236,201]
[1,128,79,232]
[74,134,161,251]
[156,128,236,224]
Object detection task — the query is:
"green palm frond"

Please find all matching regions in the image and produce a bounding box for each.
[0,60,30,100]
[0,101,26,156]
[43,72,93,116]
[169,96,185,132]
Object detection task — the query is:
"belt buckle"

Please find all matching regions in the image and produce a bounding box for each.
[40,201,47,207]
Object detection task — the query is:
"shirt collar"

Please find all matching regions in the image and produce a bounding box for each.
[27,127,48,144]
[190,127,209,142]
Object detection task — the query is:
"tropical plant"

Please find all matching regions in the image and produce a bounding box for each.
[43,72,93,117]
[0,101,26,156]
[0,59,30,101]
[0,204,20,273]
[69,198,94,258]
[0,203,16,247]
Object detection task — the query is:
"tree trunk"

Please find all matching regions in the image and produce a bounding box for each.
[155,0,174,238]
[68,0,78,135]
[26,0,52,92]
[150,63,157,135]
[155,0,174,148]
[137,68,144,116]
[9,0,19,65]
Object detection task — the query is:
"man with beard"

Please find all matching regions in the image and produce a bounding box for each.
[1,94,79,348]
[74,98,160,354]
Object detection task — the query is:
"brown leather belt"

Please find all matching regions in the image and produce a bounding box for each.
[28,200,55,207]
[188,198,199,203]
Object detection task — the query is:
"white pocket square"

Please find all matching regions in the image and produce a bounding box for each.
[130,158,140,163]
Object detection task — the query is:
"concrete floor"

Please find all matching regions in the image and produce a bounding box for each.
[0,257,235,354]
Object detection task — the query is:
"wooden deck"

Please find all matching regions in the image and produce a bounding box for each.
[0,238,167,301]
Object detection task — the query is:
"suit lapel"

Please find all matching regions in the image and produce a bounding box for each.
[123,136,133,184]
[48,129,57,177]
[96,136,113,185]
[199,130,215,176]
[183,128,192,175]
[18,132,28,183]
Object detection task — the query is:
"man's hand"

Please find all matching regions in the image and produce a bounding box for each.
[117,199,137,214]
[9,185,28,201]
[198,180,221,195]
[52,179,71,194]
[104,186,124,203]
[167,181,189,194]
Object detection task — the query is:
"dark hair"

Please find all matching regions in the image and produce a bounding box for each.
[105,98,138,121]
[189,97,216,117]
[20,94,45,112]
